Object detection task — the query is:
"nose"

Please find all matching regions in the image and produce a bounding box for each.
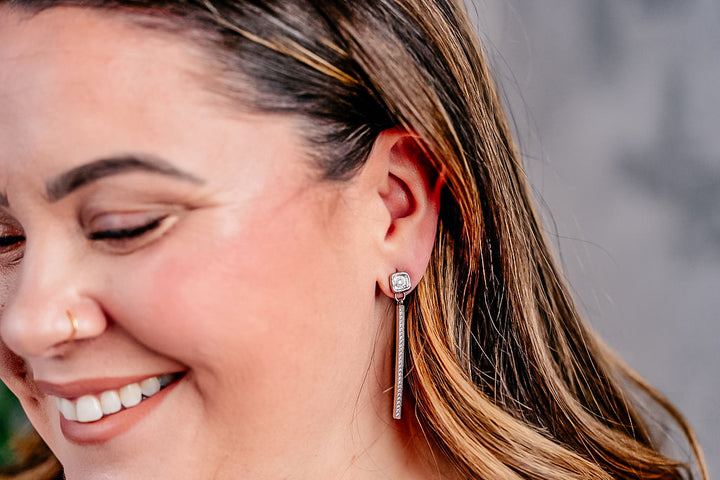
[0,236,106,359]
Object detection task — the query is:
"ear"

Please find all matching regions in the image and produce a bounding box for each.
[369,128,444,298]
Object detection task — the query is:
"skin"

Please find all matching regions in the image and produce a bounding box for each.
[0,7,444,480]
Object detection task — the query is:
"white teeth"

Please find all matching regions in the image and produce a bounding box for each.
[140,377,161,397]
[53,374,178,423]
[119,383,142,408]
[59,397,78,421]
[100,390,122,415]
[76,396,103,423]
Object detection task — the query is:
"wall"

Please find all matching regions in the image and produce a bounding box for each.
[471,0,719,476]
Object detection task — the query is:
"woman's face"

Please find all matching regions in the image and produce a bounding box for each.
[0,7,395,479]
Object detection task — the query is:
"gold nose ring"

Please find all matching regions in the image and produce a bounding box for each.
[66,310,78,343]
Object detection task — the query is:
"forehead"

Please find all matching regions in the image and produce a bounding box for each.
[4,8,186,85]
[0,7,226,175]
[0,7,209,115]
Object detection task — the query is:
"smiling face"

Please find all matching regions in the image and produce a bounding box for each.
[0,7,402,479]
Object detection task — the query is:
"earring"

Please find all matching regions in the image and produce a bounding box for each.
[66,310,78,343]
[390,272,412,420]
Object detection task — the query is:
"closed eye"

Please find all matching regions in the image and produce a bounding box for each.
[0,234,25,248]
[89,216,167,240]
[0,222,26,266]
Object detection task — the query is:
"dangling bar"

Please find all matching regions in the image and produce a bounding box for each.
[393,297,406,419]
[389,271,411,420]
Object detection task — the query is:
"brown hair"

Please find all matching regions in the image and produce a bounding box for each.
[0,1,707,479]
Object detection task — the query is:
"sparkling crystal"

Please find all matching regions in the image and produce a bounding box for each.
[391,272,411,293]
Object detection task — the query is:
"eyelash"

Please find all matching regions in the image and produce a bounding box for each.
[0,235,25,248]
[0,212,174,265]
[89,216,168,241]
[0,225,26,266]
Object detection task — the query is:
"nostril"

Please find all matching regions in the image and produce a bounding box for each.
[1,298,108,359]
[0,308,75,359]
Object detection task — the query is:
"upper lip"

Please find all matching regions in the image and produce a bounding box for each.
[35,372,182,399]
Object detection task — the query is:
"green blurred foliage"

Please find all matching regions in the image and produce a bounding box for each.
[0,382,25,466]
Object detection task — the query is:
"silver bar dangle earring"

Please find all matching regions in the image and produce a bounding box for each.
[390,272,412,420]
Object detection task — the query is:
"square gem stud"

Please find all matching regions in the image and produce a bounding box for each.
[390,272,412,294]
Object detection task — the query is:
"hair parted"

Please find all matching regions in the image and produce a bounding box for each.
[0,1,707,479]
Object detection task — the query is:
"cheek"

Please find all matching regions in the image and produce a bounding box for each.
[106,197,372,388]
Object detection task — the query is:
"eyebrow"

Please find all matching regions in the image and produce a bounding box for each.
[45,155,203,203]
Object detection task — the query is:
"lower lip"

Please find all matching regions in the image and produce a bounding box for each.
[59,377,182,445]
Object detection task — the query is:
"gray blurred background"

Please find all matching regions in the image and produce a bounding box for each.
[470,0,719,476]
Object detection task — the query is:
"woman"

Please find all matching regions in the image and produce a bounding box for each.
[0,1,707,479]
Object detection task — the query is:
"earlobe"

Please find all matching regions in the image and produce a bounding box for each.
[372,129,443,298]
